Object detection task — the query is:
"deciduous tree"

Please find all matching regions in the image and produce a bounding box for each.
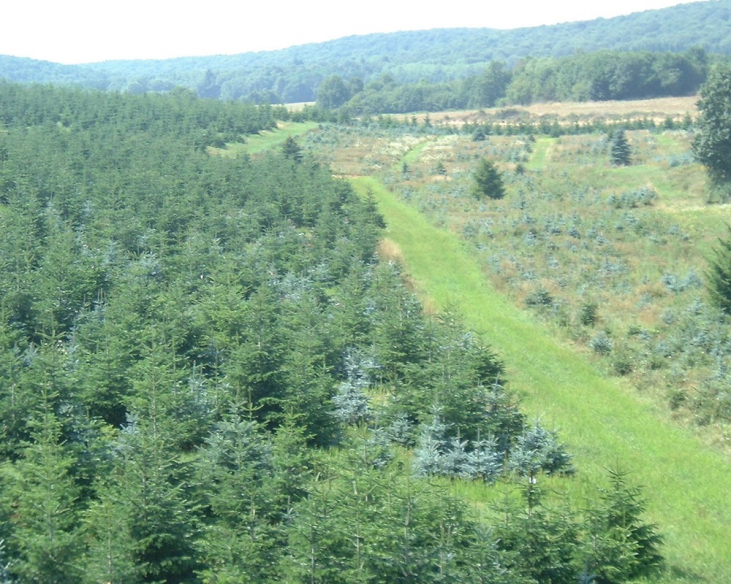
[317,75,351,110]
[693,64,731,195]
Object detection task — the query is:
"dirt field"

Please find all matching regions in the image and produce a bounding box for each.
[406,95,699,126]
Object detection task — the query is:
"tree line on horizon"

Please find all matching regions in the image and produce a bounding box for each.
[2,0,731,105]
[318,49,710,114]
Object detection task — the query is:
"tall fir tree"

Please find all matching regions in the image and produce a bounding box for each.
[2,412,82,584]
[706,226,731,313]
[472,159,506,200]
[579,468,663,584]
[194,411,282,583]
[610,130,631,166]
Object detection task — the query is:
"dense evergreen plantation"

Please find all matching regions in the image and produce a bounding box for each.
[0,84,664,582]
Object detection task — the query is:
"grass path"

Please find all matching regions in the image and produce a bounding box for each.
[244,121,318,154]
[352,175,731,583]
[208,122,318,157]
[526,136,554,170]
[402,141,429,166]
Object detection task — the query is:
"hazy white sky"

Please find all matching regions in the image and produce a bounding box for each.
[2,0,704,64]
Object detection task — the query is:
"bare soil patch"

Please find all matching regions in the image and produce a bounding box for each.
[408,96,699,127]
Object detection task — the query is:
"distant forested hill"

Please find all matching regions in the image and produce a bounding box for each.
[1,0,730,103]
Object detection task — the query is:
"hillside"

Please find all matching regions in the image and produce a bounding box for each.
[1,0,730,102]
[3,81,672,584]
[309,93,731,581]
[2,77,731,582]
[352,176,731,583]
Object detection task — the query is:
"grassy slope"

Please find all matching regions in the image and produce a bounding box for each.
[208,122,318,157]
[244,122,319,154]
[352,175,731,583]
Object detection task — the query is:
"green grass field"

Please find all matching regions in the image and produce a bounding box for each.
[525,136,553,170]
[209,121,318,157]
[352,175,731,583]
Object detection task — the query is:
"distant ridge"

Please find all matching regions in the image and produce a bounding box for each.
[1,0,729,102]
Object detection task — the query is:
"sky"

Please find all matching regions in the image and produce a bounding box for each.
[1,0,706,65]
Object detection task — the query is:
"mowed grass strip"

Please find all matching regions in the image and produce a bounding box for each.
[525,136,553,170]
[208,122,318,157]
[244,121,318,154]
[352,175,731,583]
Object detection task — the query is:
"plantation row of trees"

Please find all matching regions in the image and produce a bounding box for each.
[0,83,662,582]
[0,81,285,147]
[319,49,710,114]
[362,110,694,141]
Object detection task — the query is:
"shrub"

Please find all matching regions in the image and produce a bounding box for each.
[590,331,614,354]
[509,421,574,476]
[525,287,553,308]
[579,302,598,326]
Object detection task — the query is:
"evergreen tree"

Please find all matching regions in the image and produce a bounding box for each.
[472,159,506,200]
[329,265,373,355]
[493,482,579,584]
[471,126,488,142]
[283,473,348,584]
[282,136,304,163]
[224,284,286,422]
[107,338,204,583]
[332,351,375,427]
[0,316,28,459]
[278,295,340,444]
[610,130,631,166]
[0,540,14,584]
[72,303,134,427]
[2,413,82,584]
[706,226,731,313]
[82,492,141,584]
[194,411,282,583]
[413,409,501,481]
[509,420,574,477]
[580,468,663,584]
[463,525,516,584]
[413,409,450,477]
[103,413,200,583]
[467,436,502,483]
[269,412,312,506]
[369,262,426,384]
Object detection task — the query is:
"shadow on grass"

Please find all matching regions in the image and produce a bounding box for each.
[665,563,708,583]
